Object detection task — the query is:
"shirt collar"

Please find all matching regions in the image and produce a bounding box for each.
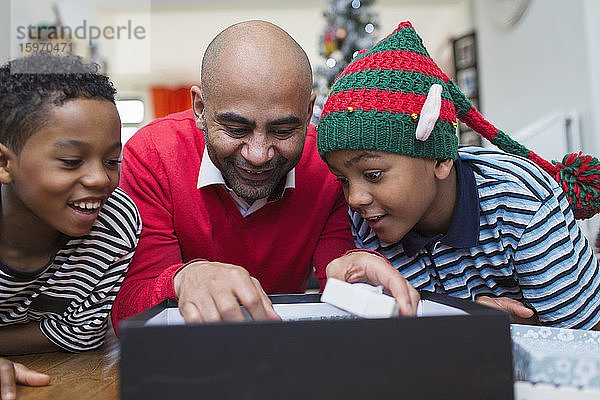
[196,147,295,209]
[401,155,479,257]
[197,147,228,188]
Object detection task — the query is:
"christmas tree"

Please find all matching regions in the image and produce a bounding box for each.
[312,0,379,124]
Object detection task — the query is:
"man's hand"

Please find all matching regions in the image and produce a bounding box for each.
[173,261,281,323]
[0,358,50,400]
[475,296,538,324]
[326,251,420,316]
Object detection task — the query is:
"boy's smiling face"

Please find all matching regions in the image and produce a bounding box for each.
[1,98,122,237]
[325,149,455,243]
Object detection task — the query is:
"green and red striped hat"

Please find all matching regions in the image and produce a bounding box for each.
[317,21,600,220]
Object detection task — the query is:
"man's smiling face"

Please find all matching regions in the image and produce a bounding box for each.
[195,35,314,204]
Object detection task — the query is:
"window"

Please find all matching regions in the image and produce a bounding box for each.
[116,99,145,144]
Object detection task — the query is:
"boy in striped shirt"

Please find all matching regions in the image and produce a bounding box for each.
[317,22,600,330]
[0,53,141,399]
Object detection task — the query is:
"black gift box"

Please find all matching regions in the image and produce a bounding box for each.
[119,292,513,400]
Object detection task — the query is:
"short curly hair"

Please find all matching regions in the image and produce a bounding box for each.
[0,52,117,153]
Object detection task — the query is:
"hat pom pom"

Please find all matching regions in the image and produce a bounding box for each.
[553,152,600,219]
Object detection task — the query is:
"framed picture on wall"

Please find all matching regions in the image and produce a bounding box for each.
[456,67,478,98]
[453,32,481,146]
[454,34,476,69]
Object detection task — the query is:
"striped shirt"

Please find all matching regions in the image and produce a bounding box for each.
[0,188,141,352]
[351,147,600,329]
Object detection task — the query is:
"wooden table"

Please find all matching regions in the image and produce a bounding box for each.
[9,328,120,400]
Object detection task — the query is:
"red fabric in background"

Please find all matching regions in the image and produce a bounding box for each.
[151,87,192,118]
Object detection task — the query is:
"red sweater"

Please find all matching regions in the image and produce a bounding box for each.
[113,110,354,326]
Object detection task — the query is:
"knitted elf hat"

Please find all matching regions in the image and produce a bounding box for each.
[317,21,600,220]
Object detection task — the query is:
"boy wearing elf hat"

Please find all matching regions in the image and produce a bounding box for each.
[318,22,600,330]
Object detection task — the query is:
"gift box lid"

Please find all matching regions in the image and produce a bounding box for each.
[120,292,513,400]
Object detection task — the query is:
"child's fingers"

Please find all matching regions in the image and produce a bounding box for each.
[476,296,534,319]
[509,302,535,319]
[408,286,421,315]
[0,358,17,400]
[367,261,417,316]
[383,272,420,316]
[360,256,420,316]
[326,251,420,316]
[325,256,358,282]
[326,250,388,283]
[13,363,50,387]
[475,296,505,312]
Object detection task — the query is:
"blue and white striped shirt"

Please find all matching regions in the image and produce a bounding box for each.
[351,147,600,329]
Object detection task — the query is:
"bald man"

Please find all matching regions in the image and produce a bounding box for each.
[112,21,356,327]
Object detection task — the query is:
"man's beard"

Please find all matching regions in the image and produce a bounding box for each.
[217,155,291,203]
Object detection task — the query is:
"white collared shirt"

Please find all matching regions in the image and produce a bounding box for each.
[196,147,295,217]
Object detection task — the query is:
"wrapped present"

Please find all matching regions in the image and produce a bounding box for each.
[512,324,600,389]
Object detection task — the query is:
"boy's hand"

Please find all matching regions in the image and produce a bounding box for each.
[174,261,281,323]
[326,250,420,316]
[0,358,50,400]
[475,296,538,324]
